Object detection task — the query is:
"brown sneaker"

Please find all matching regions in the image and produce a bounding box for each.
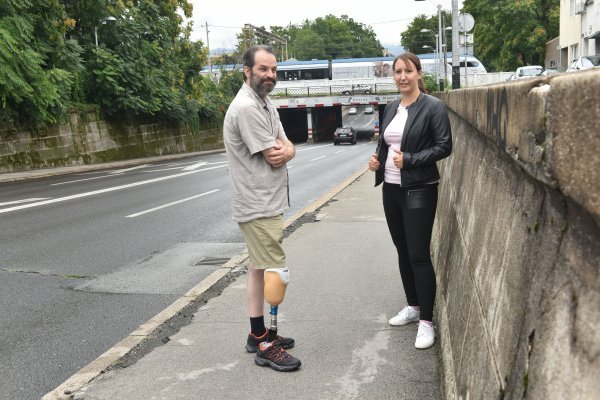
[254,341,301,372]
[245,331,295,353]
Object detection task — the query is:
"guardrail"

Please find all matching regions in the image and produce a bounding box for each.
[271,83,398,97]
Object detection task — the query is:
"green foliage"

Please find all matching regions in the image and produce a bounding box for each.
[218,71,244,99]
[1,0,232,129]
[463,0,559,71]
[236,15,384,61]
[401,12,452,56]
[0,0,77,126]
[292,29,327,60]
[422,73,439,93]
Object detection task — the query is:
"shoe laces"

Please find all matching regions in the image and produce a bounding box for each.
[400,306,415,318]
[417,322,433,337]
[265,342,290,362]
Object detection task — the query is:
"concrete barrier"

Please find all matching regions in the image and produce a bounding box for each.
[433,70,599,399]
[0,110,223,173]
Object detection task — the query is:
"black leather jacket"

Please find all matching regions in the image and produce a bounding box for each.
[375,92,452,187]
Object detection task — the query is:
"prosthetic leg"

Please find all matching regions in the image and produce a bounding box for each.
[263,267,289,342]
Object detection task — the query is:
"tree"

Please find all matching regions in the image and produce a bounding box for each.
[234,15,384,61]
[0,0,78,126]
[63,0,210,121]
[310,15,382,59]
[292,29,327,60]
[462,0,559,71]
[401,12,452,56]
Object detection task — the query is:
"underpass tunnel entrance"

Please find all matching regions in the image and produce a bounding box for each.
[312,107,341,142]
[278,108,308,143]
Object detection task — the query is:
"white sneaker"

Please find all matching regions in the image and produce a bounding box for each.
[389,306,420,326]
[415,321,435,349]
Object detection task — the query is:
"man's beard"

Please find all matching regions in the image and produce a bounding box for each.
[250,72,276,98]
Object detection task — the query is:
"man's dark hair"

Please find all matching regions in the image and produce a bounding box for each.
[243,45,276,70]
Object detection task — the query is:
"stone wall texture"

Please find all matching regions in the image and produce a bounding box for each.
[0,110,223,173]
[433,69,599,399]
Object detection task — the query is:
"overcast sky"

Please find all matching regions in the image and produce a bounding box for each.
[187,0,464,50]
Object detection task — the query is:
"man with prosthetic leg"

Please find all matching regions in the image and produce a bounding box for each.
[223,45,301,372]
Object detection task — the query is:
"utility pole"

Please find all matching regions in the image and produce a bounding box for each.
[437,4,443,90]
[205,22,212,75]
[243,24,287,61]
[451,0,460,89]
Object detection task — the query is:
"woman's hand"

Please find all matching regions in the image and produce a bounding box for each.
[392,148,404,169]
[368,154,380,171]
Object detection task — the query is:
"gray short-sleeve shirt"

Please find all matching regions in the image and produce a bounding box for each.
[223,83,289,223]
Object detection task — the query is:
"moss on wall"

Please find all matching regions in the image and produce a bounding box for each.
[0,111,223,173]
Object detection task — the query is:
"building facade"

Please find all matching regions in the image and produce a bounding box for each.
[558,0,600,69]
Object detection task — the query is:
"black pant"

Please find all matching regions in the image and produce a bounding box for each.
[382,182,438,321]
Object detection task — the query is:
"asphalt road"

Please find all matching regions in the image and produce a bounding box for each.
[343,105,379,138]
[0,141,376,400]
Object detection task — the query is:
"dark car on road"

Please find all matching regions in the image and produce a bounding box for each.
[333,127,357,145]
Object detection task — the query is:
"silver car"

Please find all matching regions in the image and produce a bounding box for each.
[567,56,600,72]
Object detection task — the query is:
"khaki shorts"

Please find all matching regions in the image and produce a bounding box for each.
[238,215,285,269]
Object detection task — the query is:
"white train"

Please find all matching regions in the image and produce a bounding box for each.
[202,54,487,83]
[275,54,487,82]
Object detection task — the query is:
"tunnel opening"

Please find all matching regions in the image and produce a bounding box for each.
[312,107,341,142]
[278,108,308,143]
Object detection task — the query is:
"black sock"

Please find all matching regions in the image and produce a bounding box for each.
[250,316,266,337]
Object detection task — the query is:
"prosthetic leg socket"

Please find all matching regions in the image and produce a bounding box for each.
[264,268,289,342]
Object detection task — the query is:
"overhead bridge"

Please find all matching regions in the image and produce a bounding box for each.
[270,80,400,143]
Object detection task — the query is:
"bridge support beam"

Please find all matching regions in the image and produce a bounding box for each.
[306,108,313,143]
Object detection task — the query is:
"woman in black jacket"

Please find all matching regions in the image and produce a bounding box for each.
[368,52,452,349]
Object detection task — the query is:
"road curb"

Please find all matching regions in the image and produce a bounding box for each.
[42,165,369,400]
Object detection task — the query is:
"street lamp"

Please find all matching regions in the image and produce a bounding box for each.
[421,28,440,83]
[94,16,116,47]
[414,0,459,89]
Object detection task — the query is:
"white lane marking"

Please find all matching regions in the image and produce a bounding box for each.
[0,198,50,206]
[146,161,227,173]
[0,165,228,214]
[287,165,295,169]
[296,144,331,152]
[143,166,185,173]
[335,150,347,154]
[310,156,326,161]
[125,189,220,218]
[51,175,118,186]
[108,164,149,174]
[182,162,207,171]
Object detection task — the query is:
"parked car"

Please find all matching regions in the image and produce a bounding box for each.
[333,127,357,145]
[364,106,373,114]
[566,55,600,72]
[348,107,357,115]
[342,84,373,95]
[540,68,560,76]
[514,65,544,79]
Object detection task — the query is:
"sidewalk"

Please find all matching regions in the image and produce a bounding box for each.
[43,170,441,400]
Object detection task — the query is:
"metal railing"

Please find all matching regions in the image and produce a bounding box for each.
[271,83,398,97]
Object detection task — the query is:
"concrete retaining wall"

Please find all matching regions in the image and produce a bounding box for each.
[433,70,599,399]
[0,110,223,173]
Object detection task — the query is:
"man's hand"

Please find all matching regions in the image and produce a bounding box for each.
[263,138,295,168]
